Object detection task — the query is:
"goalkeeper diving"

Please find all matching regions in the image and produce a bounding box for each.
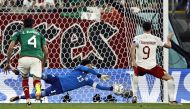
[10,59,132,102]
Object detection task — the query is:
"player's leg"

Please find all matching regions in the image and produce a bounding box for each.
[132,74,138,103]
[17,57,31,105]
[11,85,64,101]
[162,72,176,104]
[149,65,177,104]
[132,66,146,103]
[25,86,63,99]
[10,93,37,101]
[19,92,43,100]
[40,75,64,97]
[10,78,64,102]
[30,58,43,100]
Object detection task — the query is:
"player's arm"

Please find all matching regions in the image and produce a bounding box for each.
[163,33,173,48]
[86,78,127,95]
[4,32,19,73]
[42,44,48,68]
[86,78,113,91]
[6,41,16,65]
[4,42,15,73]
[78,66,110,81]
[41,35,48,69]
[131,38,138,68]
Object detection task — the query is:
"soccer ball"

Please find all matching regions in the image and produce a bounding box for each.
[113,84,125,95]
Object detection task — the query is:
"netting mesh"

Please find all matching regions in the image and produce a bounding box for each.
[0,0,164,103]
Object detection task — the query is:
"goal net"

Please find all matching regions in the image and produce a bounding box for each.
[0,0,165,103]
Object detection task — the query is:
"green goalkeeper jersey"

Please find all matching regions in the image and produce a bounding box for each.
[11,28,46,60]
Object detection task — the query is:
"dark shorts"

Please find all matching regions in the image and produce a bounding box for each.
[44,74,64,96]
[133,65,165,79]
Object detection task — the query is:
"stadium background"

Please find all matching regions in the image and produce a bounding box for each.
[0,0,190,104]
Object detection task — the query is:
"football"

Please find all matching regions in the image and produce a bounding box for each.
[113,84,125,95]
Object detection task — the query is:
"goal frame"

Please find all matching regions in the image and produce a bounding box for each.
[163,0,169,103]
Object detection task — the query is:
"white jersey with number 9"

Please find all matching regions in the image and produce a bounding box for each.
[133,33,165,69]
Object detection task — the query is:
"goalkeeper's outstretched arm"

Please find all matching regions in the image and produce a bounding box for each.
[86,78,133,97]
[87,78,113,91]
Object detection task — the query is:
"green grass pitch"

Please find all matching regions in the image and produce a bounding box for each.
[0,103,189,109]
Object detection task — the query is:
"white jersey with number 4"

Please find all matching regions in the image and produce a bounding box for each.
[133,33,165,69]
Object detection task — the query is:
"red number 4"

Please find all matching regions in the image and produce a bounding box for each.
[143,46,150,59]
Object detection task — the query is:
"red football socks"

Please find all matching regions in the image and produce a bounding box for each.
[33,80,41,88]
[22,79,30,100]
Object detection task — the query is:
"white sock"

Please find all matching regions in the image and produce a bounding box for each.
[132,75,138,97]
[167,79,175,101]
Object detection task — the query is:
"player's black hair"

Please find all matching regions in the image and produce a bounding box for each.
[23,17,34,28]
[80,59,91,66]
[142,21,151,31]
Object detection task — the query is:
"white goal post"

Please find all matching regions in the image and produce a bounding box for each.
[163,0,169,103]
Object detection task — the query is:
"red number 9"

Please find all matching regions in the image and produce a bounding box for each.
[143,46,150,59]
